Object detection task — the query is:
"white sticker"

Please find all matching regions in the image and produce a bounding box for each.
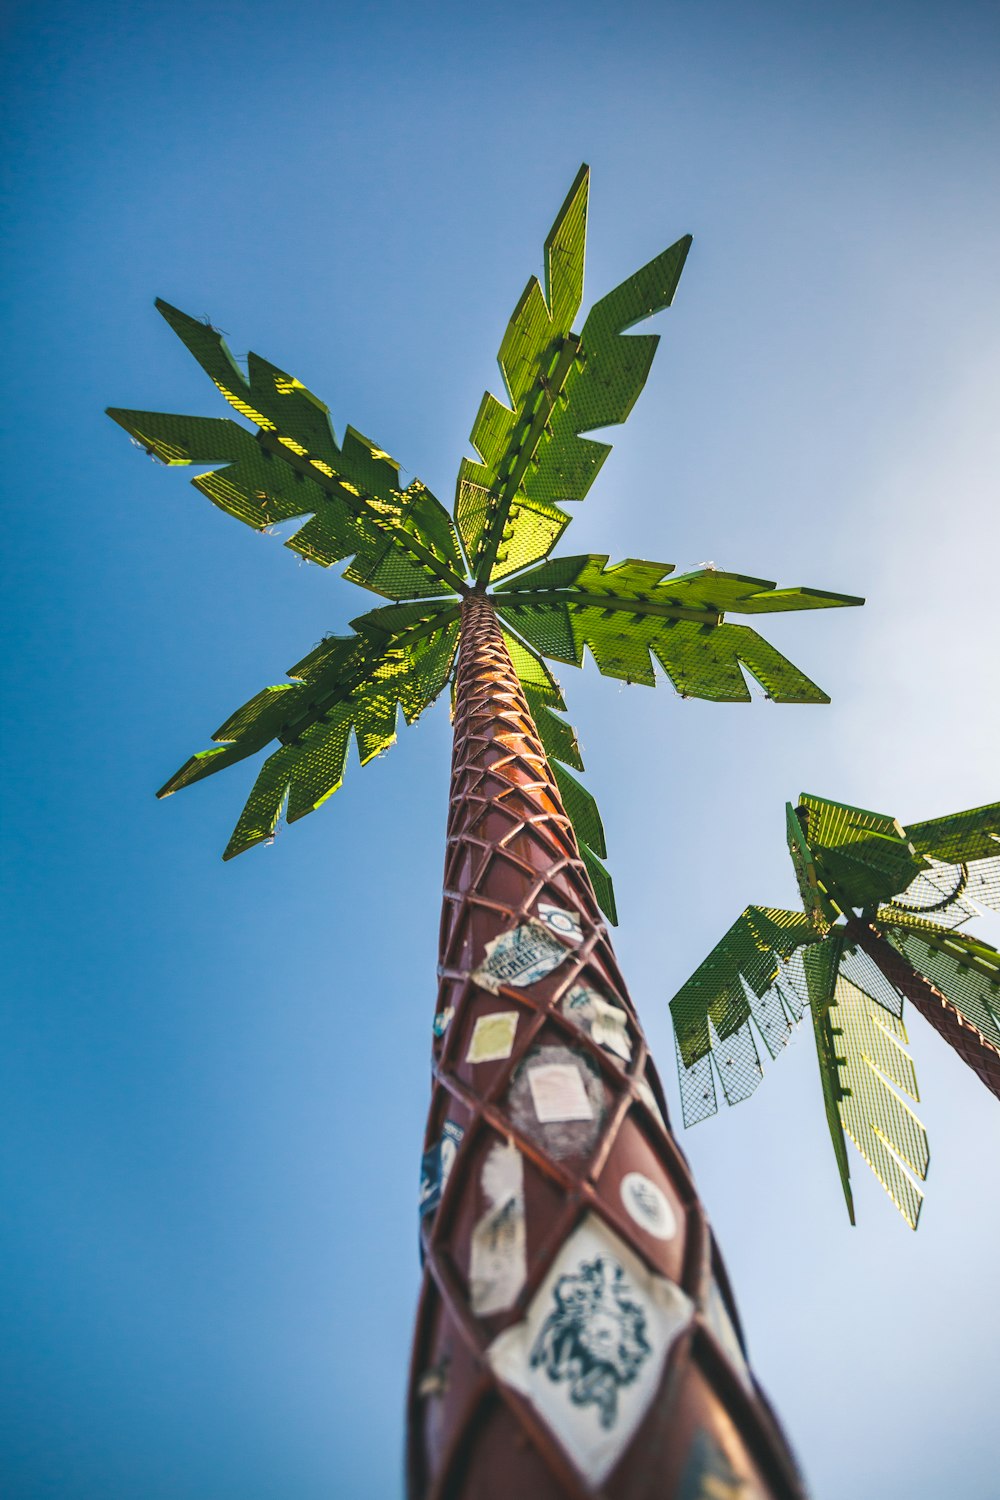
[432,1006,454,1039]
[528,1062,594,1123]
[619,1172,677,1241]
[466,1010,519,1064]
[472,920,570,994]
[537,904,584,944]
[470,1141,526,1316]
[562,983,633,1063]
[487,1213,693,1482]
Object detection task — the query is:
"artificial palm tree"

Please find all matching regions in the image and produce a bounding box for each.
[109,167,861,1497]
[669,793,1000,1230]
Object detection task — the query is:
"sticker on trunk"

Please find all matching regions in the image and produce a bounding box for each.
[562,983,632,1063]
[469,1140,526,1316]
[536,904,584,944]
[528,1061,594,1123]
[465,1010,519,1064]
[472,919,572,994]
[487,1213,693,1482]
[419,1120,464,1218]
[619,1172,677,1241]
[507,1044,605,1160]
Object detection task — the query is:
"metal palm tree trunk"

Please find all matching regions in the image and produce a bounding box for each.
[845,919,1000,1101]
[408,594,804,1499]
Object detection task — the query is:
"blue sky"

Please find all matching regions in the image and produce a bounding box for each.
[2,1,999,1495]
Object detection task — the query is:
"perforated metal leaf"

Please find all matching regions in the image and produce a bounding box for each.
[881,922,1000,1048]
[108,302,466,601]
[905,802,1000,864]
[158,609,460,857]
[455,169,694,585]
[799,794,1000,925]
[669,906,817,1126]
[455,166,589,581]
[888,803,1000,921]
[520,237,691,525]
[495,556,860,702]
[796,793,924,911]
[804,934,928,1230]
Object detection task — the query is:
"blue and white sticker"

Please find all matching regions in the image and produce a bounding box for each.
[419,1120,465,1218]
[537,904,584,944]
[619,1172,677,1241]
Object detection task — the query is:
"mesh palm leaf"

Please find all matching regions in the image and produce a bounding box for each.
[670,793,1000,1227]
[109,168,862,924]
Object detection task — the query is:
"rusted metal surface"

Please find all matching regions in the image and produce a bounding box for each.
[849,919,1000,1103]
[407,594,806,1499]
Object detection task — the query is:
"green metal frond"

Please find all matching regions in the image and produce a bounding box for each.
[803,934,856,1224]
[804,933,927,1231]
[498,625,618,924]
[494,556,861,702]
[669,906,818,1125]
[455,168,693,586]
[108,302,467,601]
[670,899,928,1226]
[881,923,1000,1048]
[905,802,1000,864]
[798,793,1000,926]
[158,608,460,858]
[796,793,924,911]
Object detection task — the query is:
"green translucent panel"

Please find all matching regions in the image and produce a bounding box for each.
[798,793,923,910]
[456,170,590,581]
[158,615,460,857]
[585,619,657,686]
[497,601,578,664]
[498,165,589,406]
[905,802,1000,865]
[522,691,584,772]
[111,306,467,599]
[225,758,291,860]
[805,937,856,1224]
[497,555,862,615]
[544,164,589,335]
[106,409,255,467]
[552,762,606,859]
[342,531,452,601]
[351,599,462,644]
[652,622,748,700]
[885,927,1000,1047]
[454,170,693,587]
[498,278,560,411]
[523,238,691,515]
[804,937,928,1231]
[579,609,829,702]
[454,461,493,565]
[490,496,570,581]
[828,972,927,1230]
[494,553,595,593]
[580,846,618,927]
[726,584,866,613]
[500,627,564,708]
[670,906,817,1078]
[496,556,855,701]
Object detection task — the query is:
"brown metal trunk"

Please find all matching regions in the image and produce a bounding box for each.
[847,918,1000,1102]
[406,594,806,1500]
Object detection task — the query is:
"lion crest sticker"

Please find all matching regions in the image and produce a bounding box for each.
[529,1252,651,1429]
[487,1214,693,1480]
